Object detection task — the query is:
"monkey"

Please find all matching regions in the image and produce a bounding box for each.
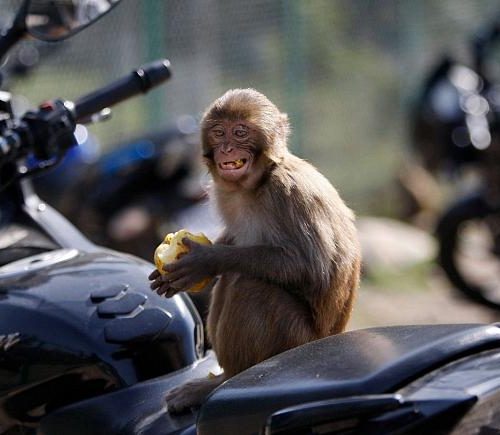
[149,88,361,413]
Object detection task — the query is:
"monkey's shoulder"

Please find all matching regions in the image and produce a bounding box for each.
[265,155,356,229]
[268,155,339,202]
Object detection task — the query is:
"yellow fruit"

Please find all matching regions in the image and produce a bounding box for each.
[154,229,212,292]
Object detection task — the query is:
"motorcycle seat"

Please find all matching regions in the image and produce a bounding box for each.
[38,323,500,435]
[197,323,500,434]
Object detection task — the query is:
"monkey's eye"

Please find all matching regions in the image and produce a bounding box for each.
[212,128,225,138]
[234,128,248,138]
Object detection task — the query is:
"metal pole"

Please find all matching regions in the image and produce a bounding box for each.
[283,0,306,155]
[142,0,166,128]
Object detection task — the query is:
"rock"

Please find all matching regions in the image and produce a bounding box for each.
[357,216,436,273]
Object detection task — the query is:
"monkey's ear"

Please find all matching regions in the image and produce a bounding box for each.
[280,113,291,140]
[266,112,291,164]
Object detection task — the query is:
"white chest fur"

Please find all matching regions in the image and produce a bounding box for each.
[215,191,269,246]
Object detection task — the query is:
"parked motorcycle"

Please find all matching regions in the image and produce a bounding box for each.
[411,20,500,310]
[1,2,500,434]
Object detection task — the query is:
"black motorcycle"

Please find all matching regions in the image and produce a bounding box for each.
[411,20,500,311]
[1,2,500,434]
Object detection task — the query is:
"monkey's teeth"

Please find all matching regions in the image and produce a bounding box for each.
[221,159,245,169]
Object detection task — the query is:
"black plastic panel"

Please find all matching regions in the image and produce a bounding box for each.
[90,284,129,302]
[38,352,219,435]
[97,292,147,317]
[104,307,172,344]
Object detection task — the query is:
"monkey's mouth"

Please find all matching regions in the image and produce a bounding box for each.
[218,159,247,171]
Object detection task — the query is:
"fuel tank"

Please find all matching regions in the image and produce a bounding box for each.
[0,247,204,427]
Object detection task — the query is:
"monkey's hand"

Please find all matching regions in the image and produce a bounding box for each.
[149,269,180,298]
[149,238,218,297]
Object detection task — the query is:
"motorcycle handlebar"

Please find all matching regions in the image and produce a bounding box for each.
[73,59,172,123]
[0,60,172,168]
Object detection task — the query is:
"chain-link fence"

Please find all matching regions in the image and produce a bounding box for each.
[3,0,500,214]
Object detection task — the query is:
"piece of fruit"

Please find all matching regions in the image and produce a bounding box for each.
[154,229,212,292]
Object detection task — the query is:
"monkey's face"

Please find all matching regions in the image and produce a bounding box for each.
[206,120,260,183]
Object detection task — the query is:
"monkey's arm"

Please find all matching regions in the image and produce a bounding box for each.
[163,240,313,293]
[217,244,307,283]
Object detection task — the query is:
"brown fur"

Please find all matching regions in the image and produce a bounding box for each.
[151,88,361,413]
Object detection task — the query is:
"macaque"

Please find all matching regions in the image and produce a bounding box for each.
[149,88,361,413]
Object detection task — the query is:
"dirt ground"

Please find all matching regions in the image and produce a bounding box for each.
[348,217,499,330]
[348,269,499,331]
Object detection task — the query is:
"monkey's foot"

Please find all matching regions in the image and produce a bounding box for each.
[166,375,225,414]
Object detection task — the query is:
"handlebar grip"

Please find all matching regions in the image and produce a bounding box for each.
[73,59,172,122]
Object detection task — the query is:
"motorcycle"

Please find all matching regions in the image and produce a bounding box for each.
[411,20,500,310]
[1,2,500,434]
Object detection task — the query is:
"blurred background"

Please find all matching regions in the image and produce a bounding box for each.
[2,0,500,328]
